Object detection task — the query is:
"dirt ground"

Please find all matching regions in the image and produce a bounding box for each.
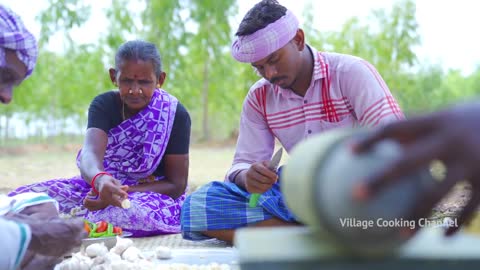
[0,143,237,193]
[0,143,470,219]
[433,184,471,218]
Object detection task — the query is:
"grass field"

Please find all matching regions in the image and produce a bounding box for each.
[0,144,237,193]
[0,142,468,222]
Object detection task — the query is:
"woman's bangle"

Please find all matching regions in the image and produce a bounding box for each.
[91,172,112,195]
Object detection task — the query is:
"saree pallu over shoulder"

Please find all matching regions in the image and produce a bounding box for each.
[78,88,178,183]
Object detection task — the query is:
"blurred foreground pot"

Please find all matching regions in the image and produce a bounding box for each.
[282,128,435,256]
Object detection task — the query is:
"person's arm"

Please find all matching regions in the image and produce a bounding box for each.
[79,93,112,186]
[79,128,108,186]
[127,155,189,199]
[79,94,127,209]
[0,218,31,270]
[4,214,86,258]
[128,103,191,199]
[226,88,277,190]
[80,127,127,209]
[340,59,405,127]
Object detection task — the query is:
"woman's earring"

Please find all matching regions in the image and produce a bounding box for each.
[157,84,161,88]
[128,89,133,94]
[139,89,143,94]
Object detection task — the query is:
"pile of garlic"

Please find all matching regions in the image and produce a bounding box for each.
[55,237,231,270]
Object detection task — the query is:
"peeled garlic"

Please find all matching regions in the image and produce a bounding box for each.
[121,246,142,262]
[219,264,231,270]
[103,251,122,263]
[110,260,135,270]
[155,246,172,259]
[110,236,133,255]
[92,255,105,265]
[121,199,131,209]
[55,253,92,270]
[90,264,111,270]
[136,260,156,270]
[140,251,156,261]
[56,239,233,270]
[168,263,190,270]
[156,265,174,270]
[85,242,109,258]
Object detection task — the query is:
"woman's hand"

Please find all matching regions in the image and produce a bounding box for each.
[83,190,108,211]
[84,175,129,211]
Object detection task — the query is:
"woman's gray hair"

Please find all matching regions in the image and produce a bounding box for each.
[115,40,162,78]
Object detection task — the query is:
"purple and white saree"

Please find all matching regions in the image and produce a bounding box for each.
[9,89,186,237]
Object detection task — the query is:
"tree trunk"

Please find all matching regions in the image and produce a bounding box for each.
[48,62,58,144]
[202,59,210,141]
[4,114,10,141]
[1,116,5,143]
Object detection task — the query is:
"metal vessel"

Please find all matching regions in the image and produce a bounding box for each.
[282,128,435,256]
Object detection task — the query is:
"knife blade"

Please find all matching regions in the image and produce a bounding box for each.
[268,148,283,171]
[249,148,284,208]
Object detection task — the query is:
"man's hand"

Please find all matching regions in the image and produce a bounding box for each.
[24,217,87,257]
[245,161,279,194]
[351,102,480,236]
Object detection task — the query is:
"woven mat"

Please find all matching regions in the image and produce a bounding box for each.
[130,234,239,267]
[132,233,232,250]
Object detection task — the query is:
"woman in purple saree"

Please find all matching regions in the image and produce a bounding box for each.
[9,40,191,237]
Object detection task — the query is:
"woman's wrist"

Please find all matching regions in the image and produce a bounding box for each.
[126,185,137,192]
[91,172,112,194]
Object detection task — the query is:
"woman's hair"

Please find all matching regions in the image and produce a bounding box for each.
[235,0,287,36]
[115,40,162,78]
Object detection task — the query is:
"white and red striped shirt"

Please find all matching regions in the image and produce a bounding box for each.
[226,46,404,181]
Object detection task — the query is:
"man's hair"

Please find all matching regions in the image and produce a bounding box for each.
[115,40,163,78]
[235,0,287,36]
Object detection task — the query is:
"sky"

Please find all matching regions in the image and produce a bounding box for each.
[2,0,479,75]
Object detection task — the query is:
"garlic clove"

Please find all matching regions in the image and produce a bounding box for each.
[121,199,131,209]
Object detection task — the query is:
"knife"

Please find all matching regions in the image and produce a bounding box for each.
[249,148,283,208]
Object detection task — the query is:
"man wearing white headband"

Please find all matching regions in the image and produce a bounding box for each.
[182,0,404,243]
[0,5,86,270]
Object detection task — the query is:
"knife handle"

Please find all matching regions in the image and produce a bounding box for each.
[249,193,261,207]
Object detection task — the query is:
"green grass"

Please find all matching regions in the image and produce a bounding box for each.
[0,135,85,148]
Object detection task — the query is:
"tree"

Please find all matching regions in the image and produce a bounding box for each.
[140,0,243,141]
[2,0,111,142]
[4,0,479,143]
